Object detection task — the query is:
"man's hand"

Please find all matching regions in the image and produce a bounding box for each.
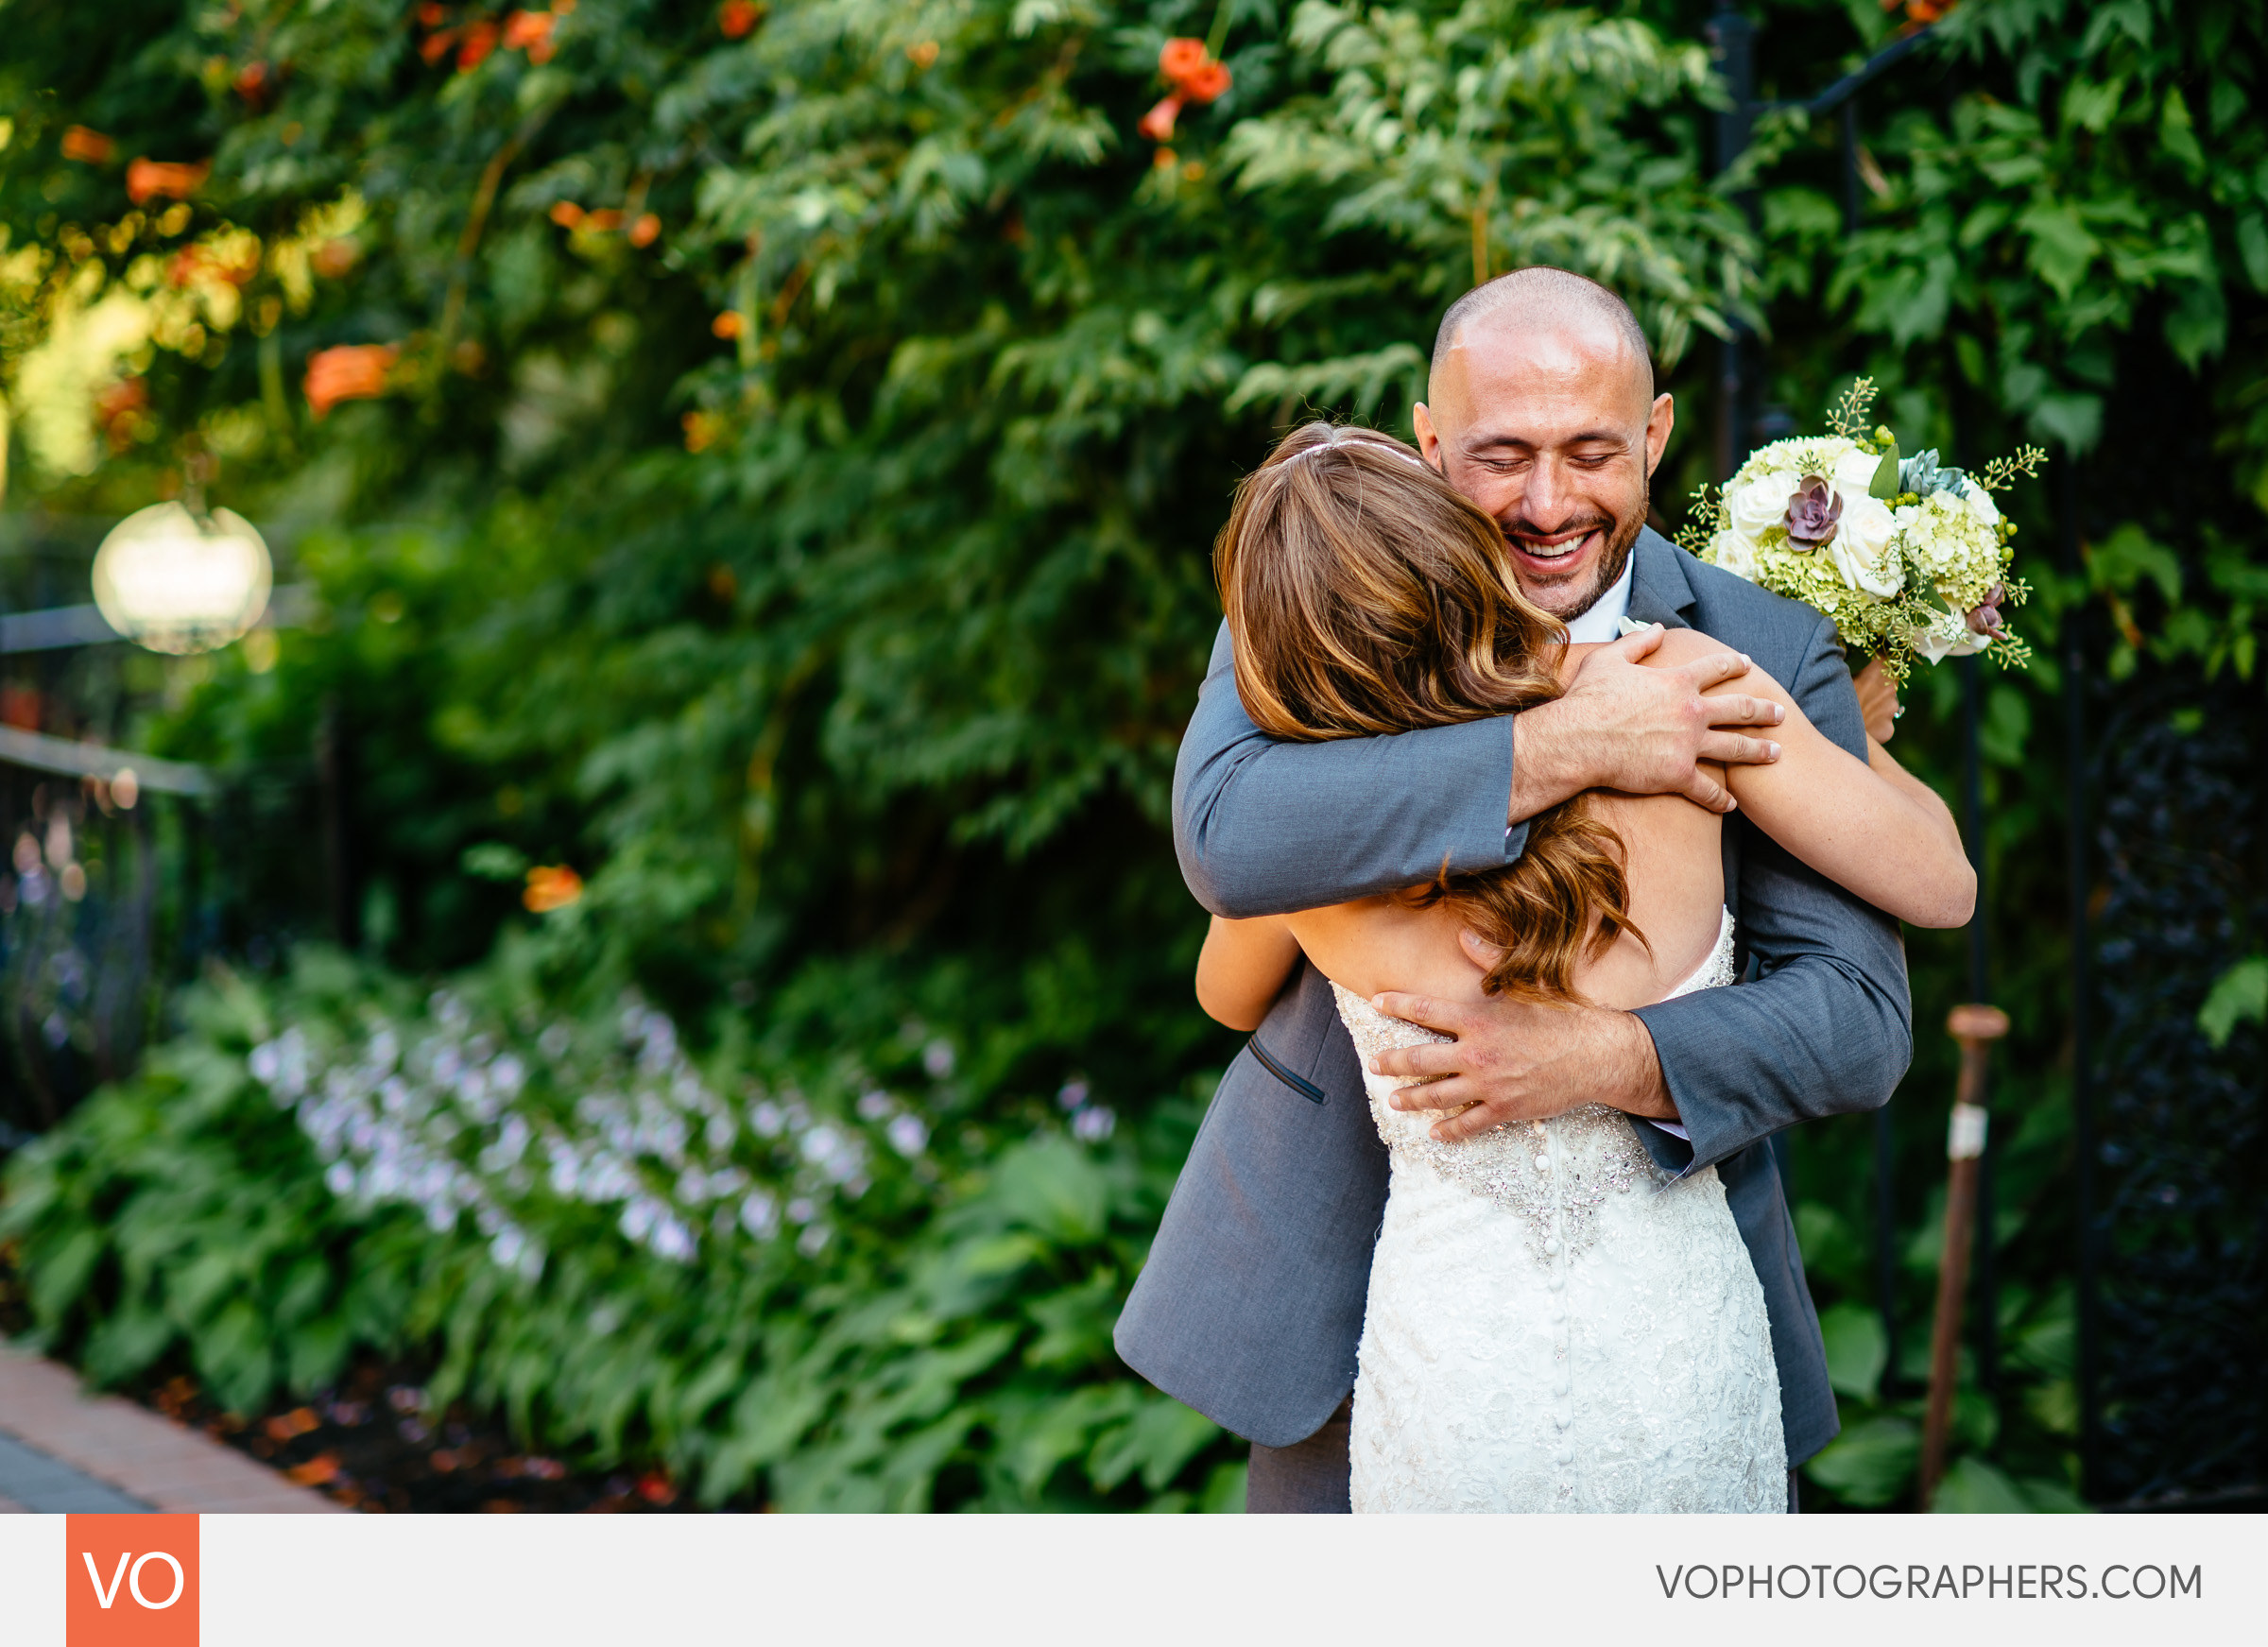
[1509,624,1783,820]
[1363,986,1676,1141]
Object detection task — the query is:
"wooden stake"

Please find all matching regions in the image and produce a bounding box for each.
[1917,1002,2010,1510]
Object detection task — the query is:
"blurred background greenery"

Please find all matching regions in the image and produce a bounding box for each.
[0,0,2259,1511]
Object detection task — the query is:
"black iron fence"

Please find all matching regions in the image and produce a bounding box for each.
[0,513,327,1143]
[2082,668,2267,1507]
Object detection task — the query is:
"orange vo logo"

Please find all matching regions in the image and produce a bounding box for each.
[66,1515,198,1646]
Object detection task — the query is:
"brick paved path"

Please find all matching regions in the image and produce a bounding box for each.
[0,1342,342,1513]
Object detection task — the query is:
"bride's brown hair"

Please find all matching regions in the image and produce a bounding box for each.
[1215,420,1642,1002]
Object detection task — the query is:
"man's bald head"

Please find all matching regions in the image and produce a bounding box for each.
[1412,266,1675,622]
[1431,267,1654,398]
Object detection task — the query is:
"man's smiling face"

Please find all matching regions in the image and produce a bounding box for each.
[1412,317,1674,623]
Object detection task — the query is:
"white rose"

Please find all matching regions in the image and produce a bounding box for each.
[1831,446,1887,496]
[1827,493,1905,598]
[1964,485,2001,526]
[1727,472,1799,540]
[1908,609,1982,663]
[1710,528,1760,582]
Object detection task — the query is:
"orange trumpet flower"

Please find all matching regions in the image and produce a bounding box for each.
[1179,59,1231,101]
[1159,37,1231,100]
[504,9,558,61]
[304,344,400,419]
[523,865,583,913]
[456,18,500,69]
[60,127,115,163]
[1142,37,1231,144]
[127,159,210,203]
[1159,37,1208,84]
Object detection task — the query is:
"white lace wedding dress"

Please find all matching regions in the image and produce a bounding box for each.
[1332,910,1787,1513]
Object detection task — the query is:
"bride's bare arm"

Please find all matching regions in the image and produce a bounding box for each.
[1864,734,1966,865]
[1194,915,1302,1031]
[1646,630,1975,928]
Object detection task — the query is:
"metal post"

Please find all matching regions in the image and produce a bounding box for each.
[1976,1059,2000,1390]
[318,695,359,949]
[1708,10,1758,482]
[1840,97,1862,236]
[1919,1003,2010,1508]
[178,794,203,971]
[1874,1104,1901,1396]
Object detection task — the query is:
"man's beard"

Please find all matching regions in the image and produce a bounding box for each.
[1504,487,1647,622]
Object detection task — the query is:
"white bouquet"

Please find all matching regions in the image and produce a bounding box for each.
[1679,380,2043,683]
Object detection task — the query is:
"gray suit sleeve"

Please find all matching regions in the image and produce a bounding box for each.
[1631,612,1915,1173]
[1174,621,1517,918]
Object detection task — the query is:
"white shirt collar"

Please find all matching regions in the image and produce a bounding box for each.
[1556,552,1637,644]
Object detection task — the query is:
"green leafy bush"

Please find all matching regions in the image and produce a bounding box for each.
[2,949,1239,1509]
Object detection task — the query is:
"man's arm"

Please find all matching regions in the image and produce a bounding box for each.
[1174,621,1784,919]
[1369,611,1913,1152]
[1174,621,1516,918]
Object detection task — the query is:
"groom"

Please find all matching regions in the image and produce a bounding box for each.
[1115,267,1912,1511]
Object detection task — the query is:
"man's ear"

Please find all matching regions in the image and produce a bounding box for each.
[1413,402,1441,465]
[1457,928,1507,970]
[1644,391,1675,477]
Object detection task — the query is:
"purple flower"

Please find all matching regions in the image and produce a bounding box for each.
[1781,475,1844,550]
[1967,583,2009,640]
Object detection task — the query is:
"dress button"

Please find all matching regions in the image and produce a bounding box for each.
[1534,1155,1551,1171]
[1548,1273,1564,1292]
[1555,1410,1572,1429]
[1543,1237,1561,1256]
[1554,1378,1570,1397]
[1555,1446,1575,1466]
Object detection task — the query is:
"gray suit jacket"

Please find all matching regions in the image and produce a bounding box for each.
[1115,529,1913,1466]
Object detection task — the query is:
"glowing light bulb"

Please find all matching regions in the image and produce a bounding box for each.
[91,501,272,655]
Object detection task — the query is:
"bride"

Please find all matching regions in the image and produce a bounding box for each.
[1193,421,1974,1512]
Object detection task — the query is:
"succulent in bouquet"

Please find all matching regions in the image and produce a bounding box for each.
[1678,380,2045,685]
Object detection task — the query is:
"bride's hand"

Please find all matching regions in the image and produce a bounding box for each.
[1852,658,1899,744]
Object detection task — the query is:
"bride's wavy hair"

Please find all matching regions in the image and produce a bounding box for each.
[1215,420,1643,1002]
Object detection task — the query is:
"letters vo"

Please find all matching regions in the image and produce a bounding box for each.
[65,1515,198,1647]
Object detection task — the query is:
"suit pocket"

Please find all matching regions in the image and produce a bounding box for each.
[1246,1035,1326,1105]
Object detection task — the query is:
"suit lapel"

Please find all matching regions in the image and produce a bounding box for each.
[1624,529,1699,631]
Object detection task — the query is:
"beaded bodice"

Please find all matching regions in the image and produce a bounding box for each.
[1328,908,1736,1264]
[1331,907,1784,1514]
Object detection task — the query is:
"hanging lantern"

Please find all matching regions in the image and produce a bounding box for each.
[91,501,272,655]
